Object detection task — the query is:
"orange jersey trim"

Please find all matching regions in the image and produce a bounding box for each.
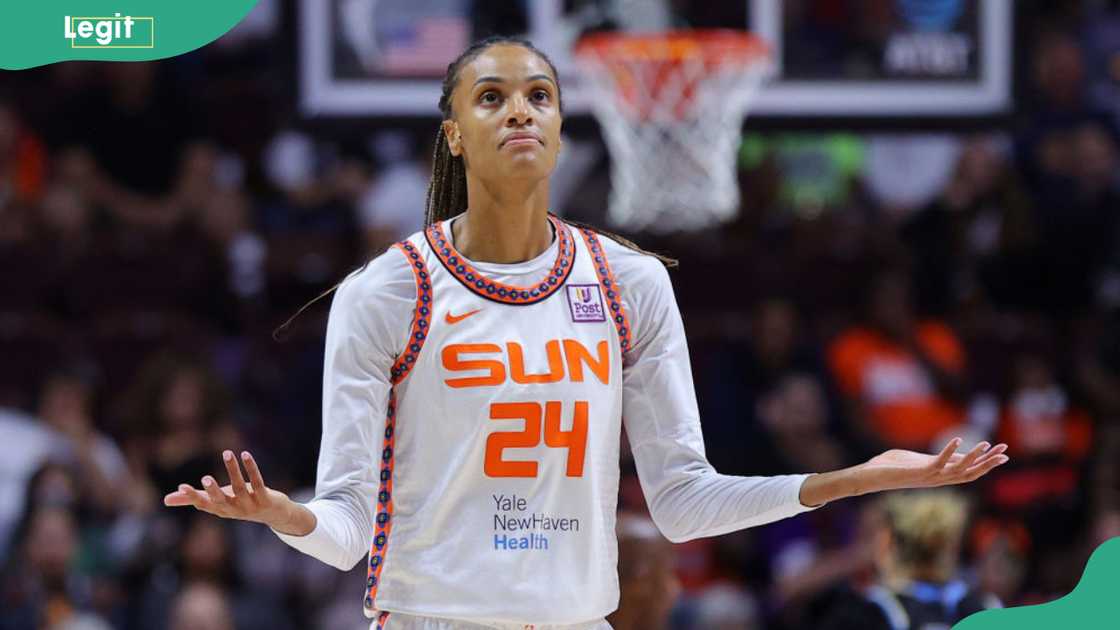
[390,241,433,384]
[366,241,429,612]
[365,388,399,612]
[424,214,575,305]
[577,228,632,353]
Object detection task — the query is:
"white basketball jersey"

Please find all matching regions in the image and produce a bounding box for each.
[363,215,631,625]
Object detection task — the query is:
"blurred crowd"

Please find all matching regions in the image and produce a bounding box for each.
[3,2,1120,629]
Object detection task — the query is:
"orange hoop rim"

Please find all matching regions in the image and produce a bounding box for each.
[574,29,770,64]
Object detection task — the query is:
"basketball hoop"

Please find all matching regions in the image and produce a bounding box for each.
[575,30,771,232]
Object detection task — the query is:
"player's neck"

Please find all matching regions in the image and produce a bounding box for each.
[455,180,552,264]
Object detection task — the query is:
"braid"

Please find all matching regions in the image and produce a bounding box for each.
[565,219,678,268]
[425,128,467,226]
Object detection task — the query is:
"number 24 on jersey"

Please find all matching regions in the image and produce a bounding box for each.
[484,401,588,478]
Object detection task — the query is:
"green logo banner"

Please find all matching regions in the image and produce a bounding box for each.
[1,1,259,70]
[955,537,1120,629]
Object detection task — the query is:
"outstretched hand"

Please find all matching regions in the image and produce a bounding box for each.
[799,438,1010,507]
[861,438,1009,493]
[163,450,294,529]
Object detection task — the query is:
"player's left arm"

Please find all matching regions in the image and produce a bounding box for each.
[613,249,1008,543]
[616,251,815,542]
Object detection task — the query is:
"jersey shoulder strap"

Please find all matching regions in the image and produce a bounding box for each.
[573,226,633,354]
[390,239,433,384]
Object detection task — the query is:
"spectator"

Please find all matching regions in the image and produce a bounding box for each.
[690,582,759,630]
[137,514,294,630]
[259,129,360,235]
[167,582,235,630]
[121,354,230,499]
[1,505,112,630]
[828,269,968,452]
[970,518,1030,607]
[994,353,1092,476]
[608,513,681,630]
[753,374,848,476]
[983,351,1093,580]
[900,135,1038,315]
[195,188,268,334]
[0,409,63,560]
[702,298,834,475]
[764,498,879,629]
[357,130,429,255]
[36,367,129,517]
[63,63,199,198]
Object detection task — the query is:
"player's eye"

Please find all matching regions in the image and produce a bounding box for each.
[531,89,550,103]
[480,91,500,104]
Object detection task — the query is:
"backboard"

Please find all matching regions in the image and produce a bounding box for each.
[301,0,1011,117]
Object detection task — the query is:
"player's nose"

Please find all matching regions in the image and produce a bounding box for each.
[506,93,532,126]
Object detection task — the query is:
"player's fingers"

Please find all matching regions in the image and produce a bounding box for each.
[222,450,249,500]
[202,476,226,506]
[166,484,208,510]
[969,443,1007,469]
[930,438,961,470]
[164,489,194,507]
[947,441,989,474]
[179,483,201,500]
[963,454,1009,481]
[241,451,268,498]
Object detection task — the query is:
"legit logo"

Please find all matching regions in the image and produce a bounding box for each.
[64,14,154,48]
[566,284,606,323]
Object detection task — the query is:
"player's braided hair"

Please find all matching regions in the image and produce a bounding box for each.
[274,36,675,341]
[426,35,676,268]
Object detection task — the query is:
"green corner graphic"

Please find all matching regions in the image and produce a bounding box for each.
[955,537,1120,629]
[2,1,258,70]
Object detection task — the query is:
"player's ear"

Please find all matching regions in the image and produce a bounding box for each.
[442,120,463,157]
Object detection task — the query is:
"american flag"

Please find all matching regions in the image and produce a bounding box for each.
[379,17,468,75]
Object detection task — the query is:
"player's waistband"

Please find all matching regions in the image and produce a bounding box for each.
[371,611,612,630]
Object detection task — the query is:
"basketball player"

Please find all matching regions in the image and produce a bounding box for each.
[820,491,1001,630]
[163,37,1010,630]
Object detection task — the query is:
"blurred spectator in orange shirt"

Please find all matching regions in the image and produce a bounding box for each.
[996,353,1092,466]
[829,270,968,452]
[969,350,1094,603]
[986,351,1092,518]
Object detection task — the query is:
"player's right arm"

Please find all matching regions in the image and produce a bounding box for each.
[164,247,416,570]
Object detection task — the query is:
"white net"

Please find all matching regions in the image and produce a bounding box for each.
[576,34,771,233]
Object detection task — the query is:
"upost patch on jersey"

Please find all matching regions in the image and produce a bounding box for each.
[566,284,606,323]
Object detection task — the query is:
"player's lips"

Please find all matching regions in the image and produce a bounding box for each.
[500,131,543,149]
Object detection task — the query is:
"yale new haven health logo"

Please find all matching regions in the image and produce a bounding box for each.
[64,14,154,48]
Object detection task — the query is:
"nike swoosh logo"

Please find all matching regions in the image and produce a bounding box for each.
[445,309,482,325]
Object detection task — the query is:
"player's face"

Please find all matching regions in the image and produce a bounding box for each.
[443,44,562,183]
